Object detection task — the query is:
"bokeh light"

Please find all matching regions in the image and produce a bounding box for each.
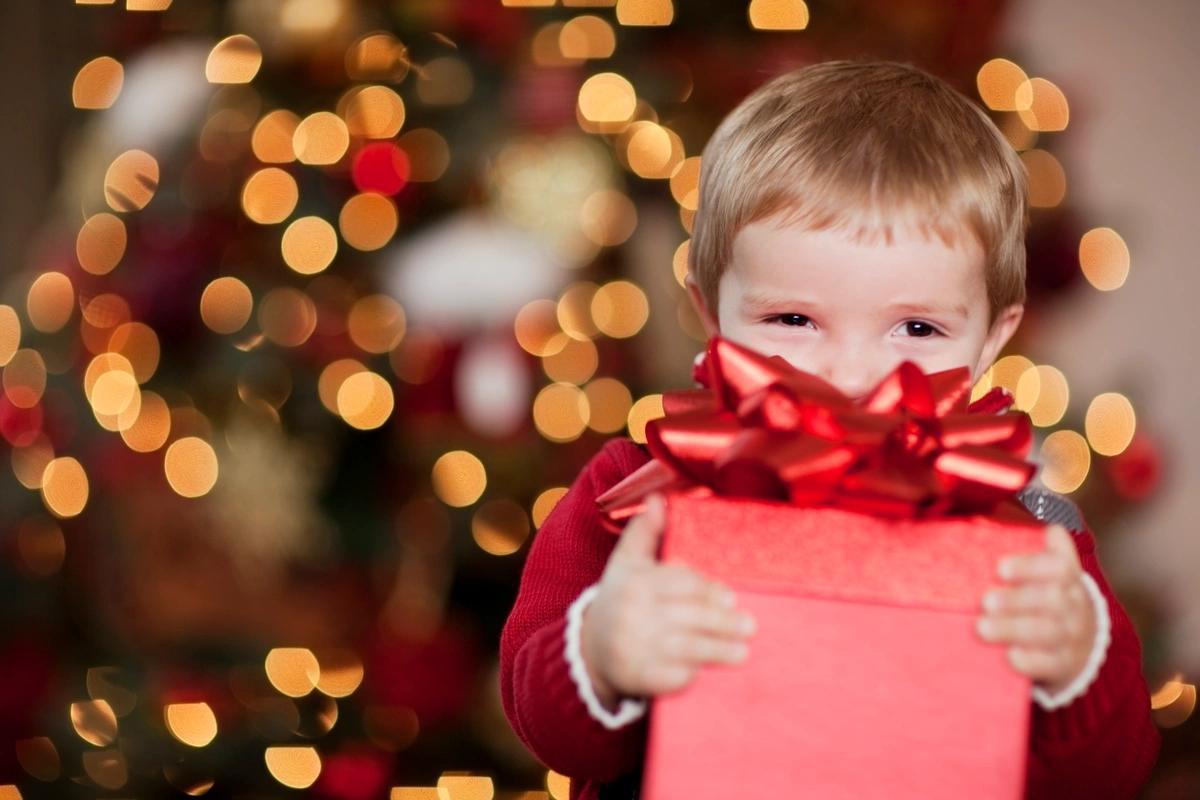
[163,437,219,498]
[165,703,218,748]
[577,72,636,125]
[436,774,495,800]
[242,167,299,224]
[431,451,487,507]
[281,216,338,274]
[104,149,159,212]
[14,737,60,782]
[252,110,301,163]
[345,32,410,83]
[616,0,673,26]
[4,349,48,409]
[293,112,350,165]
[206,34,263,84]
[200,277,254,334]
[398,129,450,182]
[748,0,809,30]
[584,377,633,433]
[514,299,564,356]
[471,498,531,556]
[70,699,117,746]
[627,394,664,444]
[415,57,474,105]
[336,371,395,430]
[670,156,701,210]
[560,15,616,60]
[1085,392,1136,456]
[580,189,637,247]
[1079,227,1130,291]
[672,240,690,287]
[26,272,75,333]
[531,487,568,528]
[264,746,321,789]
[1016,77,1069,132]
[1015,364,1069,427]
[314,650,364,698]
[0,305,19,366]
[73,56,124,109]
[1022,149,1066,208]
[1039,430,1091,494]
[591,280,649,338]
[557,282,600,341]
[120,390,171,452]
[108,321,160,383]
[976,58,1028,111]
[339,192,400,251]
[532,382,590,442]
[318,359,366,414]
[542,335,599,384]
[343,85,406,139]
[347,294,406,353]
[265,648,320,698]
[76,213,127,275]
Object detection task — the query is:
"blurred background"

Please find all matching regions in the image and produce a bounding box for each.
[0,0,1196,797]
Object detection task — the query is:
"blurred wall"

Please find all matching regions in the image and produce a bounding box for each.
[1003,0,1200,667]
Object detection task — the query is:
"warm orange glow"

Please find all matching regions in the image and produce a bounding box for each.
[1079,227,1130,291]
[200,277,254,334]
[627,394,664,443]
[336,371,395,430]
[264,746,321,789]
[514,299,564,356]
[1022,149,1066,208]
[532,382,590,442]
[120,390,171,452]
[4,349,47,409]
[1016,77,1069,132]
[163,437,219,498]
[252,110,301,163]
[557,283,600,341]
[669,156,700,210]
[578,73,637,124]
[73,56,124,110]
[107,321,160,383]
[104,149,159,212]
[259,288,318,346]
[165,703,218,747]
[748,0,809,30]
[265,648,320,698]
[294,112,350,165]
[398,129,450,182]
[581,190,638,247]
[345,32,411,82]
[584,377,633,434]
[532,487,569,528]
[976,58,1029,112]
[1085,393,1136,456]
[343,85,407,139]
[0,305,19,366]
[339,192,400,251]
[282,216,338,274]
[347,294,406,353]
[26,272,75,333]
[206,35,263,84]
[431,451,487,507]
[1039,430,1090,494]
[318,359,367,414]
[70,699,117,746]
[76,213,127,275]
[471,498,531,556]
[591,280,649,338]
[242,167,299,224]
[615,0,673,25]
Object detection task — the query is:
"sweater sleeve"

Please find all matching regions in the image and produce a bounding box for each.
[1024,525,1161,799]
[499,438,651,783]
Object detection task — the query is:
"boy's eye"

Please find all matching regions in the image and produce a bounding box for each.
[770,313,813,327]
[900,320,941,338]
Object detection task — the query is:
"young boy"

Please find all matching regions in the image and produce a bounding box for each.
[500,60,1160,799]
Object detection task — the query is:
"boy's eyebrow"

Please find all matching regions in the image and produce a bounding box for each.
[887,301,970,319]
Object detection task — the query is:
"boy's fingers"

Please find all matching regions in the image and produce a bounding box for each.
[998,550,1074,583]
[662,600,756,640]
[655,564,735,607]
[612,494,667,564]
[982,580,1079,615]
[1043,524,1081,566]
[1007,646,1068,679]
[977,613,1062,646]
[662,630,749,666]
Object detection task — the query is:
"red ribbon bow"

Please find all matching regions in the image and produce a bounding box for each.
[596,337,1036,530]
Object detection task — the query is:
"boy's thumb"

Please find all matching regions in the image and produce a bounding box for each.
[613,494,667,563]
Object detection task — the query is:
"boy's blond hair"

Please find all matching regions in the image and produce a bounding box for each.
[689,60,1029,323]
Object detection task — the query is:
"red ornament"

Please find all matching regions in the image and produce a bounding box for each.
[1105,432,1163,501]
[0,395,43,447]
[352,143,410,196]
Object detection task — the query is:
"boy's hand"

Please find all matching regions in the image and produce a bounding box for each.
[976,525,1098,696]
[580,494,756,708]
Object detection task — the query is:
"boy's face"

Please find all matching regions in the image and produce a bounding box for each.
[688,216,1024,401]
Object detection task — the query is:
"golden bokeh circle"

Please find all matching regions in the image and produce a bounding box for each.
[1017,365,1069,428]
[577,72,636,124]
[531,487,569,529]
[471,498,531,556]
[532,382,590,442]
[293,112,350,165]
[12,437,55,490]
[670,156,701,210]
[541,335,598,385]
[258,288,318,347]
[200,277,254,334]
[26,272,75,333]
[1015,77,1070,132]
[624,121,673,178]
[120,390,171,452]
[627,394,665,444]
[591,280,649,338]
[1079,227,1130,291]
[265,648,320,698]
[976,58,1029,112]
[318,359,366,414]
[264,746,321,790]
[343,85,407,139]
[431,450,487,507]
[347,294,406,353]
[398,129,450,182]
[559,15,616,60]
[514,299,564,357]
[73,56,124,109]
[107,321,160,383]
[164,437,219,498]
[104,149,159,212]
[580,190,638,247]
[1085,393,1136,457]
[252,110,301,163]
[76,213,127,275]
[339,193,400,252]
[281,216,339,274]
[1021,149,1066,208]
[584,377,634,434]
[557,282,599,341]
[0,304,19,366]
[164,703,218,748]
[1039,430,1091,494]
[206,34,263,84]
[41,457,90,518]
[336,371,395,430]
[748,0,810,30]
[242,168,299,225]
[4,349,48,408]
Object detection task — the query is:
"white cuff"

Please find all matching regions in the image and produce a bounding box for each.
[1031,572,1112,711]
[563,584,648,729]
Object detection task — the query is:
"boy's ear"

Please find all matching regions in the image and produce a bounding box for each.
[684,273,721,338]
[974,303,1025,378]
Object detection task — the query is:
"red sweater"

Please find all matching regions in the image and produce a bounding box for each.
[499,438,1160,800]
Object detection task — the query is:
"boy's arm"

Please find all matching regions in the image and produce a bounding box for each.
[499,438,651,783]
[1024,526,1161,800]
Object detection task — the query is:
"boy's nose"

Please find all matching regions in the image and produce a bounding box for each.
[818,357,879,401]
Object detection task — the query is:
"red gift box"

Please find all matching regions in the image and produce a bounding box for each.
[642,494,1045,800]
[596,337,1048,799]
